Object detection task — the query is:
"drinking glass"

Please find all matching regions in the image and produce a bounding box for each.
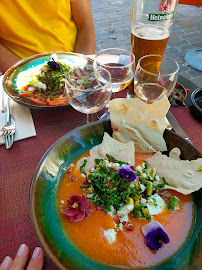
[94,48,135,95]
[65,65,112,124]
[128,0,179,97]
[131,0,178,64]
[133,54,179,104]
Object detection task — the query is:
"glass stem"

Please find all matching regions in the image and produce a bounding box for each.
[87,113,90,124]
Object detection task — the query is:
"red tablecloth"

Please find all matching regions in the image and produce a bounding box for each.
[0,101,202,269]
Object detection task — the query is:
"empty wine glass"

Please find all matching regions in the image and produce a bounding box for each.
[133,54,179,104]
[65,64,112,123]
[94,48,135,96]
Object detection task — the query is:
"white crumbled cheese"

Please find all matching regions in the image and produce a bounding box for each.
[130,182,135,188]
[146,194,165,215]
[60,200,65,204]
[86,194,93,198]
[120,214,129,223]
[117,200,134,218]
[81,173,86,178]
[111,162,120,169]
[155,175,160,182]
[136,166,142,171]
[140,184,146,192]
[116,223,123,231]
[140,198,147,206]
[108,206,116,217]
[141,173,147,178]
[34,81,46,90]
[104,229,117,244]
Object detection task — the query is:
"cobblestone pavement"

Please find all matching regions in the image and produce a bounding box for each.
[91,1,202,88]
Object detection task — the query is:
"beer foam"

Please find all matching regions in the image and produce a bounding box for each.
[132,25,169,40]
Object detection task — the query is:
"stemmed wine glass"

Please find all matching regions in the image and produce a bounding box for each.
[65,64,112,124]
[94,48,135,97]
[133,54,179,104]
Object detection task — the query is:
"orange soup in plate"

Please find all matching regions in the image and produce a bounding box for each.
[58,152,193,269]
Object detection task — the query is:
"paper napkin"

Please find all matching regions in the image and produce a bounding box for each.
[0,75,36,146]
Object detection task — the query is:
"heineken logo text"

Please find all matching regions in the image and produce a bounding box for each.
[148,11,175,21]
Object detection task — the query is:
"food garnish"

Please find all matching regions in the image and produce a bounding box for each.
[76,155,180,249]
[167,196,180,211]
[61,194,92,222]
[118,164,137,182]
[142,220,170,250]
[17,57,70,106]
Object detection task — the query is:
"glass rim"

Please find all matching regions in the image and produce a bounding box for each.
[137,54,179,77]
[95,47,135,69]
[65,64,111,92]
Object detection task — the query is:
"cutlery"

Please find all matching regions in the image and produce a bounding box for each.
[166,110,192,144]
[0,88,9,136]
[4,96,16,149]
[5,115,16,149]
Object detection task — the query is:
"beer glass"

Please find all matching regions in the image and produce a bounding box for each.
[128,0,178,97]
[134,54,179,104]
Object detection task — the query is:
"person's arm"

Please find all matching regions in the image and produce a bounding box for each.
[0,41,21,73]
[71,0,95,55]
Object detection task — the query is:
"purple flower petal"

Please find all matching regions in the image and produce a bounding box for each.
[67,194,81,206]
[142,220,170,250]
[62,194,92,222]
[119,164,137,182]
[61,208,78,217]
[79,195,90,211]
[70,209,85,222]
[48,60,61,71]
[84,207,93,218]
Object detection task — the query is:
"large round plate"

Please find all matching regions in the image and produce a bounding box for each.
[3,51,93,109]
[30,120,202,270]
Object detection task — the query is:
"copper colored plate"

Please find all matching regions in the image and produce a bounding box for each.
[3,51,93,109]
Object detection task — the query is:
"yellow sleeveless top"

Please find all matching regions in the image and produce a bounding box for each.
[0,0,78,59]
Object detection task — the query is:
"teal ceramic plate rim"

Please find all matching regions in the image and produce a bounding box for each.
[30,120,202,270]
[3,51,93,109]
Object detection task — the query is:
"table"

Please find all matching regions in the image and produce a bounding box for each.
[0,76,201,269]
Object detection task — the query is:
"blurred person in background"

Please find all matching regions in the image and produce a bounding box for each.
[0,0,95,73]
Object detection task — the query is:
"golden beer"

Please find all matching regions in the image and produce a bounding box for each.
[128,24,170,97]
[131,24,170,65]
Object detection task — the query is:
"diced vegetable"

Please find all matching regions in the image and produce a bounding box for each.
[167,196,180,211]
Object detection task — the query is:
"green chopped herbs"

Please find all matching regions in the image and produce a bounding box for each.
[79,155,180,219]
[80,159,87,174]
[167,196,180,211]
[106,154,128,166]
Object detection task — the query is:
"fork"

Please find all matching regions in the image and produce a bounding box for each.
[4,96,16,149]
[0,90,10,136]
[5,115,16,149]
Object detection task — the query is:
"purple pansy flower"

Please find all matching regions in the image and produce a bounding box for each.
[61,194,92,222]
[142,220,170,250]
[118,164,137,182]
[48,60,61,71]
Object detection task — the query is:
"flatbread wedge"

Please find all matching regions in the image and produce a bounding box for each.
[109,97,170,153]
[77,132,135,172]
[147,150,202,195]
